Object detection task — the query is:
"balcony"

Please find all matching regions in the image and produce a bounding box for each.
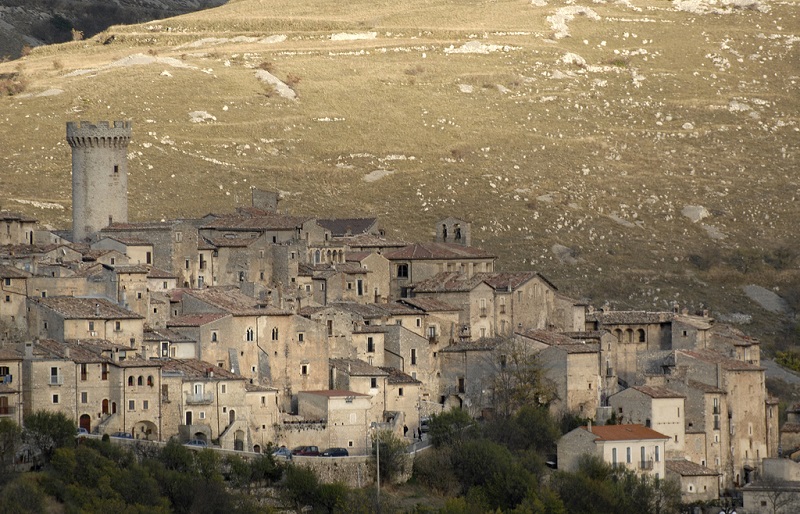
[428,335,438,344]
[185,392,214,405]
[639,460,654,470]
[0,406,16,417]
[49,375,63,385]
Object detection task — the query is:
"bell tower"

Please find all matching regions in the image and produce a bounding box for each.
[66,120,132,241]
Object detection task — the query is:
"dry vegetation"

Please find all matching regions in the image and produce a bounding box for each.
[0,0,798,347]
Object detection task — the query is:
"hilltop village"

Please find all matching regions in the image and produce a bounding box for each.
[0,121,788,505]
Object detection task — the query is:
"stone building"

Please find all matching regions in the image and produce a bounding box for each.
[0,347,24,425]
[67,121,132,242]
[0,211,37,246]
[0,265,30,334]
[22,338,162,438]
[557,424,669,479]
[294,390,372,453]
[665,459,720,503]
[26,296,144,348]
[608,385,686,457]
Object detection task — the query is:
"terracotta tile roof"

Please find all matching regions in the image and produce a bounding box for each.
[379,367,421,385]
[330,358,389,376]
[304,262,368,277]
[0,347,22,361]
[0,265,30,278]
[687,380,726,394]
[475,271,558,292]
[582,424,669,441]
[201,213,310,231]
[333,233,407,248]
[202,236,258,248]
[167,313,229,327]
[0,211,37,223]
[184,288,292,316]
[411,272,488,293]
[346,251,375,262]
[780,422,800,434]
[318,302,392,320]
[34,338,159,367]
[397,297,460,312]
[160,359,243,380]
[96,235,152,246]
[103,221,180,231]
[143,328,194,343]
[300,389,370,398]
[631,385,685,399]
[710,324,759,347]
[112,264,150,274]
[31,296,143,320]
[384,242,495,261]
[381,302,422,316]
[440,337,505,353]
[677,349,764,371]
[665,460,720,476]
[245,383,278,392]
[147,267,176,279]
[316,218,378,237]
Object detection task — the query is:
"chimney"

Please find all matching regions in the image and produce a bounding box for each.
[141,346,147,360]
[112,348,119,363]
[95,303,100,316]
[587,420,592,433]
[24,341,33,358]
[64,347,70,359]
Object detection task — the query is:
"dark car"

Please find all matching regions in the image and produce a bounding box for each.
[184,439,208,448]
[110,431,133,439]
[291,445,320,456]
[321,447,349,457]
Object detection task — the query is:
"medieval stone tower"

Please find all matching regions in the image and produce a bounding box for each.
[66,120,132,241]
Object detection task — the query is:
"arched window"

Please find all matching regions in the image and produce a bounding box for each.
[314,250,321,264]
[397,264,409,278]
[246,328,254,342]
[211,332,218,342]
[128,376,134,387]
[271,327,278,341]
[137,376,143,386]
[147,375,154,387]
[614,329,623,342]
[625,329,634,343]
[442,224,448,241]
[637,329,646,343]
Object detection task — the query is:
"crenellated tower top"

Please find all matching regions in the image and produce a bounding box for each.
[66,120,132,149]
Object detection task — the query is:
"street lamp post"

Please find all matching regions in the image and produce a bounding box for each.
[370,421,389,513]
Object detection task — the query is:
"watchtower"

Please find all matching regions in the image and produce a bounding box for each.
[436,217,471,246]
[66,120,132,241]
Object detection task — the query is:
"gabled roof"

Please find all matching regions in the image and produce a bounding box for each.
[161,359,243,380]
[687,379,726,394]
[330,358,389,377]
[143,328,195,343]
[316,218,378,237]
[0,265,30,278]
[710,323,759,347]
[147,267,177,279]
[110,264,150,274]
[333,233,407,249]
[0,211,37,223]
[411,272,489,293]
[440,337,505,353]
[94,235,153,246]
[30,296,143,320]
[630,385,685,399]
[397,297,460,312]
[579,424,670,442]
[665,460,719,476]
[167,313,229,327]
[384,242,495,261]
[475,271,558,292]
[184,288,291,316]
[677,349,764,371]
[201,213,310,231]
[379,367,422,385]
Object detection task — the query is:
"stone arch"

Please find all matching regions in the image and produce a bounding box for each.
[102,399,109,414]
[625,329,634,343]
[134,420,158,440]
[636,329,646,343]
[79,414,91,432]
[234,430,245,451]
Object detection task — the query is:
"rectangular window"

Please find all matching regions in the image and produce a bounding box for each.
[655,446,660,462]
[143,400,149,410]
[458,377,465,393]
[367,337,374,353]
[3,296,9,303]
[301,364,308,376]
[81,392,88,404]
[371,378,377,389]
[113,164,119,174]
[88,321,95,331]
[128,400,135,411]
[101,363,108,380]
[115,321,121,331]
[626,447,631,464]
[327,320,333,336]
[3,278,9,286]
[411,348,417,365]
[52,394,59,404]
[612,448,617,466]
[80,363,88,381]
[398,387,404,397]
[50,367,60,385]
[221,384,226,394]
[298,333,304,342]
[199,412,206,420]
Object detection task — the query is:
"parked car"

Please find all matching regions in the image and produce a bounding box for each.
[291,445,320,456]
[321,447,349,457]
[420,419,431,433]
[110,431,133,439]
[76,427,89,436]
[184,439,208,448]
[271,446,292,460]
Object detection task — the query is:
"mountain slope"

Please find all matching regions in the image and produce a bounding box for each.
[0,0,798,346]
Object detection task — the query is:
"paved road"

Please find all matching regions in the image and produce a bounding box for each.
[762,358,800,385]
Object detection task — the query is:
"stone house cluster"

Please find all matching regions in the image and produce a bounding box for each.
[0,122,784,497]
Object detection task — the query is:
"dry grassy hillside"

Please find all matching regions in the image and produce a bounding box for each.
[0,0,798,346]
